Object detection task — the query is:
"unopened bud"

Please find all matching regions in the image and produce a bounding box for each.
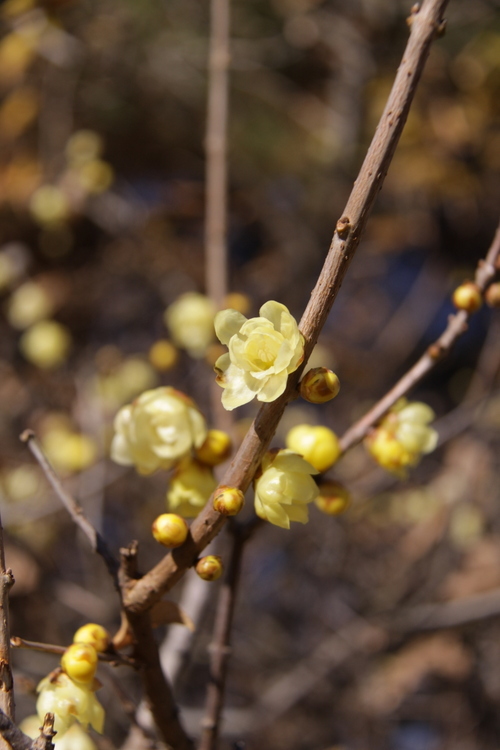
[213,486,244,516]
[148,339,178,371]
[152,513,189,548]
[315,482,351,515]
[452,282,482,313]
[286,424,341,473]
[73,623,110,653]
[61,642,97,684]
[195,555,223,581]
[300,367,340,404]
[485,283,500,308]
[196,429,232,466]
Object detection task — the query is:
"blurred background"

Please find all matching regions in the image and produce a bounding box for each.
[0,0,499,748]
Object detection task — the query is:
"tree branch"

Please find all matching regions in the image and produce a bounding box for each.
[20,431,120,591]
[0,514,14,724]
[123,0,451,616]
[338,217,500,452]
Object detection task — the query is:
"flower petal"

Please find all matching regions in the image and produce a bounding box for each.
[285,503,309,524]
[260,499,291,529]
[272,449,319,475]
[214,309,247,345]
[256,372,288,402]
[221,364,257,410]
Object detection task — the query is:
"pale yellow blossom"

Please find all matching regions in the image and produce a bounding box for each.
[111,387,207,475]
[36,671,104,737]
[214,301,304,410]
[254,449,319,529]
[165,292,215,358]
[167,459,216,517]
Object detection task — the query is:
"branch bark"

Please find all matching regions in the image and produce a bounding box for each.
[0,513,15,726]
[124,0,451,616]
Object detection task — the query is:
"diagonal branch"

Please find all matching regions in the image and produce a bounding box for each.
[338,218,500,452]
[123,0,451,616]
[20,431,120,591]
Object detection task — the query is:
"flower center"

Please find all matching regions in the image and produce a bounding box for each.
[245,336,280,370]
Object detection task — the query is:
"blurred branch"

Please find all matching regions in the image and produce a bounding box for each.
[0,514,15,724]
[199,525,249,750]
[10,636,137,669]
[124,0,451,616]
[20,431,120,591]
[339,218,500,453]
[0,709,51,750]
[205,0,230,308]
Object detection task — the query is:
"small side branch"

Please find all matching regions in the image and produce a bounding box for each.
[10,637,137,669]
[339,217,500,452]
[0,513,15,722]
[198,524,248,750]
[20,431,120,591]
[0,709,53,750]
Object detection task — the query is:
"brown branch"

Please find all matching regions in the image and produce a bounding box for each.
[205,0,230,309]
[198,525,248,750]
[0,514,14,723]
[20,431,120,591]
[123,0,450,616]
[0,709,39,750]
[10,637,137,669]
[338,217,500,453]
[31,714,55,750]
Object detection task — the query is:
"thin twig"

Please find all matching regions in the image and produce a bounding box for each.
[0,514,14,723]
[198,525,248,750]
[338,218,500,453]
[10,637,137,669]
[31,713,55,750]
[20,431,120,591]
[205,0,230,309]
[124,0,451,616]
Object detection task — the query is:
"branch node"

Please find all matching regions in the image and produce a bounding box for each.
[436,18,447,37]
[336,216,351,238]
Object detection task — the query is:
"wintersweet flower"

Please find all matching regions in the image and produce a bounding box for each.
[165,292,216,358]
[254,449,319,529]
[214,301,305,410]
[111,387,207,475]
[365,399,438,476]
[36,671,104,736]
[167,459,217,517]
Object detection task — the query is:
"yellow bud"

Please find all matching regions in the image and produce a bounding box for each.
[223,292,251,315]
[61,643,98,684]
[195,555,223,581]
[285,424,341,473]
[196,429,232,466]
[452,282,482,313]
[148,339,178,371]
[76,160,114,194]
[300,367,340,404]
[485,283,500,308]
[73,624,110,653]
[152,513,189,548]
[213,486,244,516]
[19,320,71,369]
[315,482,351,515]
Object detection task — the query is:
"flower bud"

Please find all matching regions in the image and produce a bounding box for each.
[213,486,244,516]
[148,339,178,371]
[223,292,251,315]
[30,185,69,226]
[285,424,341,473]
[165,292,215,358]
[452,282,482,313]
[196,429,232,466]
[61,643,98,684]
[152,513,189,548]
[20,319,72,368]
[485,282,500,308]
[315,482,351,515]
[300,367,340,404]
[73,624,110,653]
[195,555,223,581]
[7,280,54,329]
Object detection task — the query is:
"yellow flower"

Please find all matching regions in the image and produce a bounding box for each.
[166,459,216,517]
[254,449,319,529]
[365,399,438,476]
[214,301,304,410]
[19,320,72,369]
[36,671,104,736]
[61,643,97,685]
[165,292,216,358]
[73,624,110,654]
[7,280,54,329]
[111,387,207,475]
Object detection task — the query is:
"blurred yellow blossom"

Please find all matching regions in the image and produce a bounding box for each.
[166,459,216,517]
[20,319,71,368]
[214,300,304,410]
[36,671,104,736]
[165,292,216,358]
[365,399,438,476]
[30,185,70,226]
[7,280,54,329]
[111,387,207,475]
[285,424,341,473]
[254,449,319,529]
